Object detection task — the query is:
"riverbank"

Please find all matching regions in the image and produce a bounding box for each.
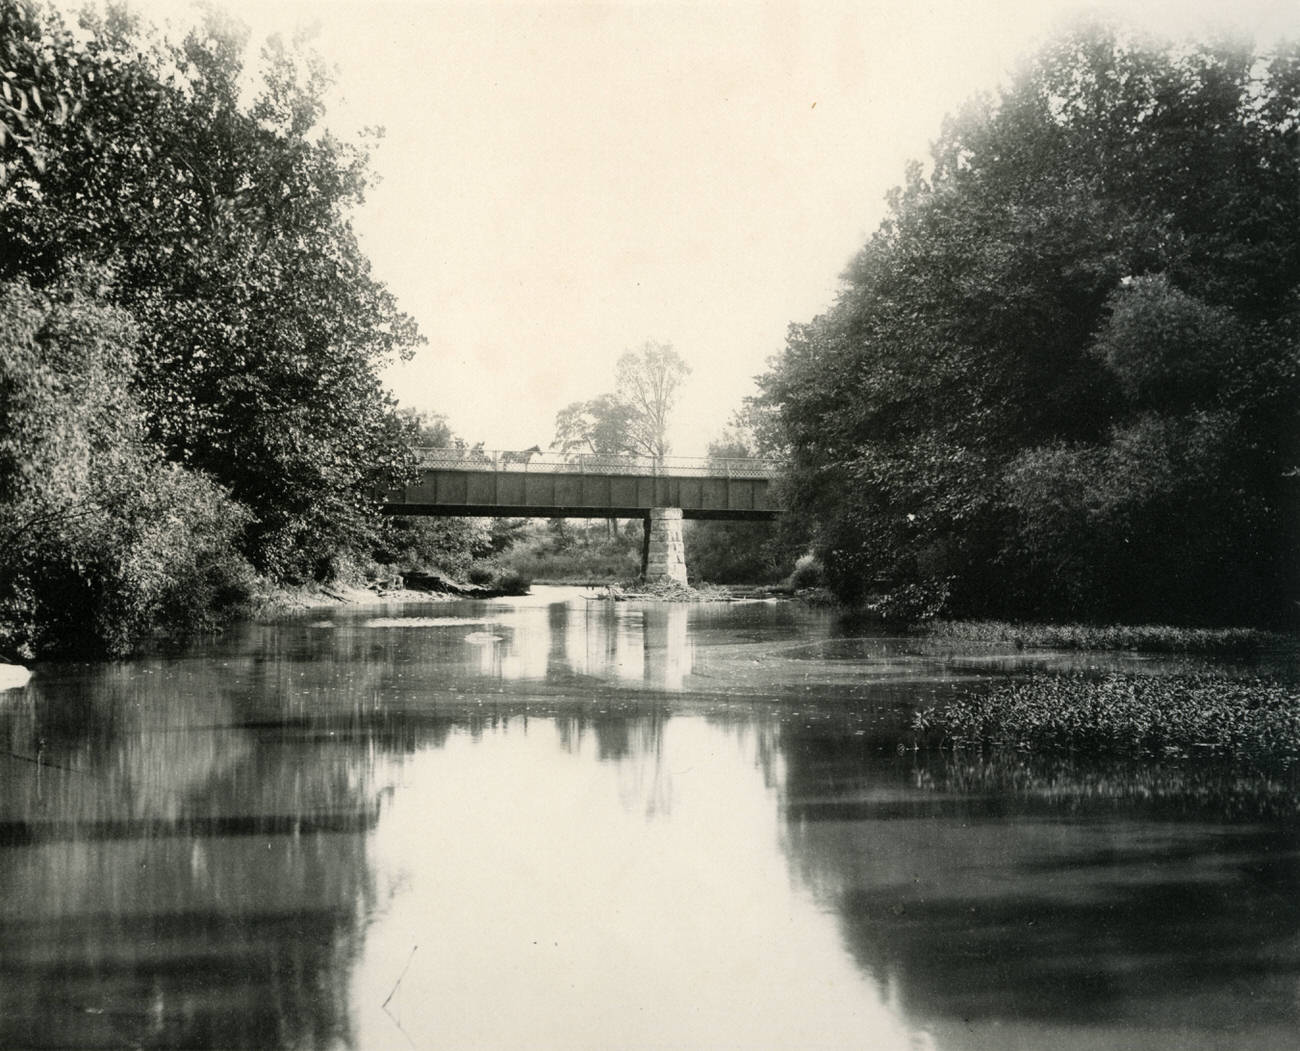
[251,570,530,617]
[253,583,442,615]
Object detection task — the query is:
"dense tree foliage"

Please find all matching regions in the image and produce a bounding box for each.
[0,1,427,655]
[757,24,1299,625]
[0,276,253,659]
[0,1,421,585]
[373,408,502,578]
[685,425,800,585]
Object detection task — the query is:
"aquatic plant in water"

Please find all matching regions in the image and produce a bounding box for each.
[924,621,1289,655]
[914,673,1300,766]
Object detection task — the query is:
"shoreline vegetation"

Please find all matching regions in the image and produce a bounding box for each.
[250,575,805,617]
[752,27,1299,631]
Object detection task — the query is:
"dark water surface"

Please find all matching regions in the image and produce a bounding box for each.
[1,587,1296,1049]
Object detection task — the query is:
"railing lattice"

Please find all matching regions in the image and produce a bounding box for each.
[412,448,781,479]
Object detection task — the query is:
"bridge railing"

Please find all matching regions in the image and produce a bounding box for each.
[412,448,782,479]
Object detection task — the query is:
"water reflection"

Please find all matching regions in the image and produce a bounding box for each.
[351,716,913,1050]
[0,590,1295,1049]
[776,728,1300,1048]
[0,660,394,1047]
[458,598,696,690]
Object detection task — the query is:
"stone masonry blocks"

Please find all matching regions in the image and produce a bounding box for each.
[643,507,688,584]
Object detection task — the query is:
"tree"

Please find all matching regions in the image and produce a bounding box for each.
[550,341,691,542]
[553,394,640,457]
[376,409,516,577]
[756,22,1300,625]
[0,1,423,581]
[552,342,691,460]
[686,422,805,585]
[614,341,691,459]
[397,407,455,449]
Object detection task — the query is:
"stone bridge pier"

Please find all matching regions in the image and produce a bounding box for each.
[641,507,688,584]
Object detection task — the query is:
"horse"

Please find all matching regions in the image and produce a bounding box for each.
[498,445,543,467]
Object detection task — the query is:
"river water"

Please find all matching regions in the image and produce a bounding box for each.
[1,586,1296,1049]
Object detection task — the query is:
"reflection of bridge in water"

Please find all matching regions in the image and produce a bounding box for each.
[382,449,787,582]
[468,597,696,695]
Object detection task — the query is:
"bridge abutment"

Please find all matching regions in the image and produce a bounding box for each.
[642,507,688,584]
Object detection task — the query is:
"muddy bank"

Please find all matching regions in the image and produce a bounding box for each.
[257,570,530,616]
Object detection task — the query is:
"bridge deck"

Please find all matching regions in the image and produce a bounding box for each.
[382,449,784,519]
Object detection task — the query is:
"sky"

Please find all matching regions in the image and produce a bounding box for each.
[114,1,1298,454]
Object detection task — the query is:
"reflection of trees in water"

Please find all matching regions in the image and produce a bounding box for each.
[772,726,1300,1032]
[700,712,786,794]
[555,707,671,817]
[0,644,459,1049]
[825,824,1300,1030]
[3,607,725,1047]
[916,750,1300,821]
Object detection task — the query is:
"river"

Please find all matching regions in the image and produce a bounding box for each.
[1,586,1296,1049]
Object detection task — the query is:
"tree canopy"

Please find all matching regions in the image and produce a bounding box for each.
[0,0,422,581]
[756,22,1300,625]
[0,0,431,655]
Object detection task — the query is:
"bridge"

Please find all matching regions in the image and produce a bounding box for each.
[381,449,785,584]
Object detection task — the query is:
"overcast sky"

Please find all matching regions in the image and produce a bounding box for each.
[120,1,1297,454]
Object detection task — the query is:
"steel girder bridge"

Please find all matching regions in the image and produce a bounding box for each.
[381,449,785,521]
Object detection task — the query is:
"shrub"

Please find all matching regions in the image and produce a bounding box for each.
[491,519,641,583]
[490,570,531,596]
[786,553,825,590]
[0,278,255,659]
[373,516,492,579]
[467,564,495,586]
[686,520,789,584]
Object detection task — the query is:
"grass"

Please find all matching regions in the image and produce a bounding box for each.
[492,535,641,584]
[924,619,1292,655]
[913,672,1300,766]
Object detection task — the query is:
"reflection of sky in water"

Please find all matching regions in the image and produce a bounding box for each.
[353,717,916,1050]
